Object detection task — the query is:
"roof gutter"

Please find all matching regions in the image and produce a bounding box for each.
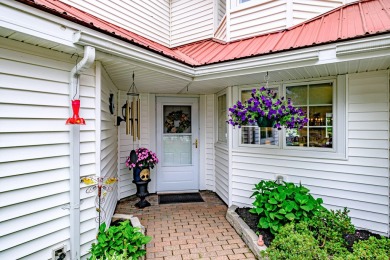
[73,30,322,83]
[74,31,195,82]
[69,46,95,260]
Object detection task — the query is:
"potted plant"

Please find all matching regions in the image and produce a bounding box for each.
[125,147,159,208]
[227,87,308,129]
[126,147,159,182]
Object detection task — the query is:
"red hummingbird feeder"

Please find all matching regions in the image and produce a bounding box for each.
[66,99,86,125]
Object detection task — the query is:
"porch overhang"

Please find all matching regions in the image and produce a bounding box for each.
[74,28,390,94]
[1,0,390,94]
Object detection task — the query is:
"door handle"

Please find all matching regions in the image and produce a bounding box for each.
[193,139,198,148]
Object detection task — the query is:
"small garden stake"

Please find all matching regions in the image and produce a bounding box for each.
[81,176,118,228]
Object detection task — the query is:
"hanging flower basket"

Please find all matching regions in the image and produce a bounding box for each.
[256,116,275,127]
[227,87,308,129]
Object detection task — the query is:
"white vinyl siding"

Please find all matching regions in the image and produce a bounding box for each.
[229,0,344,41]
[205,95,216,191]
[230,1,287,41]
[0,38,96,258]
[171,0,215,47]
[218,0,227,25]
[214,15,227,41]
[61,0,170,46]
[215,145,229,204]
[292,0,343,26]
[98,64,119,226]
[230,70,389,235]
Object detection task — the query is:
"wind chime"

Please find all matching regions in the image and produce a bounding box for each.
[118,72,140,142]
[126,72,141,172]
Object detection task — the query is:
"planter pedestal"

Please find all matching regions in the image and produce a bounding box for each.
[133,179,151,208]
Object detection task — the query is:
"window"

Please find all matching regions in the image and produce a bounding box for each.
[239,80,337,149]
[240,87,279,146]
[235,78,345,159]
[285,82,333,149]
[239,0,252,3]
[217,94,227,143]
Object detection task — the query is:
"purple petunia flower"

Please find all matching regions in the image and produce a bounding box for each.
[227,86,307,129]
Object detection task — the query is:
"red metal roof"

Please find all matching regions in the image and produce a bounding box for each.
[16,0,390,66]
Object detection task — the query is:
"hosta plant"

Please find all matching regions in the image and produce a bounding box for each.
[89,220,151,260]
[249,180,324,234]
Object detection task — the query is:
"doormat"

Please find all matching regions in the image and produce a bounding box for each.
[158,193,204,204]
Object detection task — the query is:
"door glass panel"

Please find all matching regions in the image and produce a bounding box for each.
[163,105,192,165]
[164,105,191,133]
[163,136,192,165]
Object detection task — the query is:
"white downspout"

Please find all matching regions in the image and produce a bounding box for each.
[69,45,95,260]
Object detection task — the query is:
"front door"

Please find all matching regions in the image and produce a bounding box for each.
[156,97,199,192]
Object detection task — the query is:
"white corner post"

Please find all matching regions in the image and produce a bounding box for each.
[69,46,95,260]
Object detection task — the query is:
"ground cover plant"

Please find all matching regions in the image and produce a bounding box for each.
[238,180,390,259]
[89,220,151,260]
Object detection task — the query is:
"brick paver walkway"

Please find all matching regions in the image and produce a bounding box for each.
[114,191,256,260]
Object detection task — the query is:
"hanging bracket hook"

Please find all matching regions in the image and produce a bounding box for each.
[264,71,270,87]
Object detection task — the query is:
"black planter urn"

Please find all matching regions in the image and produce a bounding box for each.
[132,166,151,208]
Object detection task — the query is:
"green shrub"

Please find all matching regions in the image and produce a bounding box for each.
[249,180,324,234]
[90,251,130,260]
[262,222,328,260]
[89,220,151,260]
[306,207,355,256]
[334,236,390,260]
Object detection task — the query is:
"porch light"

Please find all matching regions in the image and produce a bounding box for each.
[66,99,86,125]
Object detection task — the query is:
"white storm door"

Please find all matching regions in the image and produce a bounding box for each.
[156,97,199,192]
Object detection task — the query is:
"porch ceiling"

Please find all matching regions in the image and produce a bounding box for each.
[99,54,390,94]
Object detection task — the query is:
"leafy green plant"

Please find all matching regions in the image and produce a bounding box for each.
[249,180,324,234]
[334,236,390,260]
[89,220,151,260]
[89,251,130,260]
[262,222,328,260]
[306,207,355,256]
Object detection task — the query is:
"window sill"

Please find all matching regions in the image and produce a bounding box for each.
[234,145,347,161]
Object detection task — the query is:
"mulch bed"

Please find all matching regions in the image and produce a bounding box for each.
[235,207,383,251]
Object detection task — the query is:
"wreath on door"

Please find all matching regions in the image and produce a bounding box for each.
[164,110,191,133]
